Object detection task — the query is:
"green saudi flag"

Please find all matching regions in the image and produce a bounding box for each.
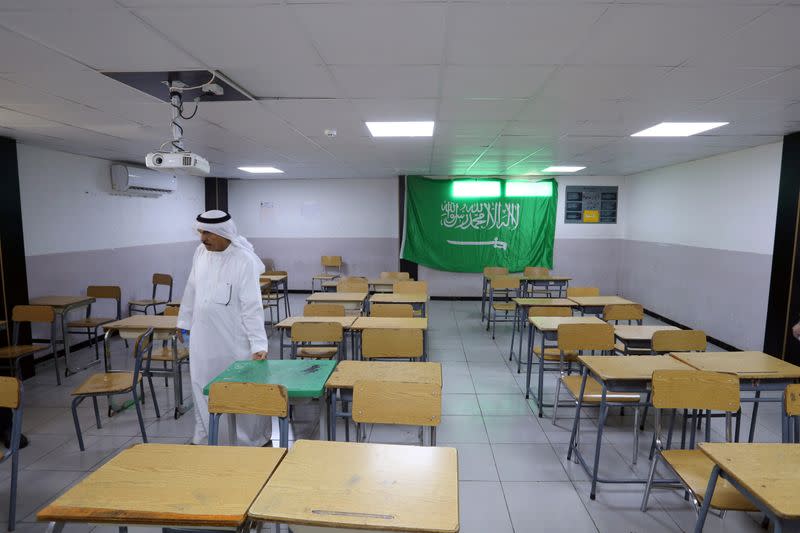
[400,176,558,273]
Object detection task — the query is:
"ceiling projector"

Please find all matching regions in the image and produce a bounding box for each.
[146,152,210,176]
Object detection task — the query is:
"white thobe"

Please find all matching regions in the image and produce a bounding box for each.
[177,243,270,445]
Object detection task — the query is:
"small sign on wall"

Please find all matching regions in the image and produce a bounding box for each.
[565,186,618,224]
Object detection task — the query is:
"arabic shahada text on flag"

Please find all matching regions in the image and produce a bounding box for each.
[401,176,558,273]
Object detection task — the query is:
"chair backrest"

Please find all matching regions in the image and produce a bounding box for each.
[87,285,122,301]
[603,304,643,323]
[483,266,508,277]
[164,305,180,317]
[303,303,346,317]
[352,380,441,427]
[12,305,55,324]
[261,258,275,271]
[651,370,739,412]
[490,275,520,291]
[291,321,343,343]
[131,328,155,386]
[321,255,343,268]
[785,384,800,417]
[337,277,369,293]
[371,304,414,318]
[208,382,288,418]
[651,330,707,353]
[567,287,600,297]
[557,323,614,352]
[265,270,288,276]
[524,266,549,277]
[152,273,173,287]
[394,280,428,295]
[380,271,411,280]
[0,377,21,409]
[361,328,423,359]
[528,306,572,318]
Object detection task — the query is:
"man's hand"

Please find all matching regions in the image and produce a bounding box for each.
[252,351,268,360]
[793,322,800,340]
[177,329,186,343]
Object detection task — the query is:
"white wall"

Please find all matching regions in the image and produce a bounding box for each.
[18,143,204,256]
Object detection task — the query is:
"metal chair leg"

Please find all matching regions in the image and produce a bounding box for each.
[640,451,661,512]
[71,396,86,451]
[132,389,148,443]
[91,396,102,428]
[147,375,161,418]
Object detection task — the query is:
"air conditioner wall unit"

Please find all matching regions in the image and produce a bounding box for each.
[111,164,177,197]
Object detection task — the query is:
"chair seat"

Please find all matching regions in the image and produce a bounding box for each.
[491,303,516,311]
[262,294,283,301]
[147,346,190,362]
[532,346,578,361]
[0,345,49,360]
[67,317,115,328]
[661,450,759,511]
[312,274,338,280]
[129,299,167,306]
[614,341,651,355]
[72,372,139,395]
[297,347,338,359]
[561,375,640,403]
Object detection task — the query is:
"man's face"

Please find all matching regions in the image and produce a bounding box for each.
[199,230,231,252]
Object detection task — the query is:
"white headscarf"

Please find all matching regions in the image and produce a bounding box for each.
[193,210,265,274]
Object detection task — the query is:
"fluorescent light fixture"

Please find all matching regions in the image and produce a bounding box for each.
[505,180,553,197]
[452,180,500,198]
[542,166,585,173]
[631,122,729,137]
[238,166,284,174]
[366,121,434,137]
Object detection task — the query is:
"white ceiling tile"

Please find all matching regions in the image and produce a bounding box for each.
[442,66,554,98]
[631,66,786,102]
[331,66,440,98]
[293,4,446,65]
[540,66,670,101]
[438,98,526,121]
[726,68,800,101]
[434,121,505,138]
[446,4,607,66]
[0,27,86,72]
[225,65,339,98]
[570,5,767,66]
[352,98,437,121]
[1,9,201,70]
[0,0,117,9]
[120,0,280,6]
[266,99,367,138]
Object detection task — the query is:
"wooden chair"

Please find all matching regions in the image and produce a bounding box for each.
[262,279,282,326]
[651,330,707,353]
[71,328,158,451]
[640,370,755,522]
[129,273,173,315]
[208,382,289,447]
[361,328,424,361]
[482,266,509,322]
[261,258,275,271]
[566,287,600,297]
[353,380,441,446]
[290,322,343,360]
[67,286,122,360]
[146,305,190,391]
[0,305,58,383]
[337,276,369,293]
[380,271,411,280]
[524,266,552,297]
[371,303,414,318]
[0,377,22,530]
[604,304,645,354]
[487,275,520,339]
[553,323,642,463]
[303,303,345,317]
[782,383,800,443]
[521,306,574,374]
[264,270,288,318]
[312,255,343,291]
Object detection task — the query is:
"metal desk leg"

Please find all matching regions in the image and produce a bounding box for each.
[517,306,526,366]
[329,388,337,441]
[46,521,65,533]
[423,329,428,362]
[509,304,517,362]
[228,413,237,445]
[748,389,761,443]
[279,328,285,360]
[172,336,191,419]
[480,277,487,323]
[693,465,720,533]
[567,368,589,462]
[525,320,534,400]
[283,280,291,317]
[537,331,546,417]
[318,392,328,441]
[589,386,610,500]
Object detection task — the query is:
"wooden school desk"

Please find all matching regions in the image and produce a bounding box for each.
[102,315,190,419]
[30,295,95,377]
[204,359,337,441]
[367,278,396,293]
[261,273,291,319]
[567,355,694,500]
[38,443,285,531]
[568,295,637,316]
[614,325,679,354]
[351,316,429,360]
[370,292,429,317]
[670,351,800,442]
[521,275,572,298]
[509,297,577,366]
[307,292,368,315]
[274,316,357,359]
[695,443,800,533]
[526,316,605,417]
[325,360,441,442]
[249,439,459,533]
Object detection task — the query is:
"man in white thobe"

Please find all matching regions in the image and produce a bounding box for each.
[177,210,271,446]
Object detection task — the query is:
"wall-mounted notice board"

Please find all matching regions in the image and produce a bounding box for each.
[564,186,618,224]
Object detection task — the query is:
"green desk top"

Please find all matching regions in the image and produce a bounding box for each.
[203,360,337,399]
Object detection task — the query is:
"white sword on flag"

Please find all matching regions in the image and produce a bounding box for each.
[446,236,508,250]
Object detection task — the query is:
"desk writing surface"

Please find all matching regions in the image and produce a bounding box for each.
[30,296,95,308]
[569,296,636,307]
[103,315,178,331]
[670,351,800,379]
[614,325,679,341]
[370,293,428,304]
[260,275,287,282]
[579,355,692,382]
[37,444,285,527]
[368,278,397,285]
[522,275,572,282]
[351,317,428,330]
[275,316,357,329]
[529,316,604,332]
[203,359,336,398]
[513,298,576,307]
[699,443,800,519]
[249,440,459,533]
[306,292,367,303]
[326,361,441,389]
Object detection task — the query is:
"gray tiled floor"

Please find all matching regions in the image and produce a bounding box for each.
[0,297,778,532]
